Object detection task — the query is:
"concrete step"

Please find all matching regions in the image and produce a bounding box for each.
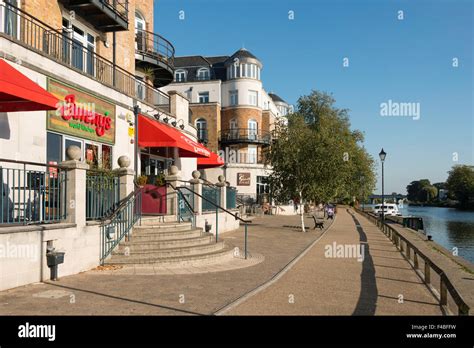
[140,216,179,225]
[133,223,194,233]
[112,240,225,258]
[117,234,214,251]
[105,244,235,266]
[131,228,203,241]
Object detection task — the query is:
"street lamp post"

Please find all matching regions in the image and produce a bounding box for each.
[379,148,387,223]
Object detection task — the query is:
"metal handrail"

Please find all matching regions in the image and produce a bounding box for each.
[0,2,169,109]
[168,182,251,259]
[102,0,129,20]
[354,207,470,315]
[100,186,142,262]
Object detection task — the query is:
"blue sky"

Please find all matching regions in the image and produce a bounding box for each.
[154,0,473,194]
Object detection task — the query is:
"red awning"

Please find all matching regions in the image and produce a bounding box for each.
[0,59,59,112]
[138,114,211,158]
[197,151,225,169]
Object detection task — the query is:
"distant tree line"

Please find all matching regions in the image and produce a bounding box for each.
[406,165,474,209]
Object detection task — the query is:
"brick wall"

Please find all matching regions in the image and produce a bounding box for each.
[221,107,262,131]
[190,103,221,153]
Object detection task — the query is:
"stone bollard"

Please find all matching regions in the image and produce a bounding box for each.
[60,145,89,226]
[190,170,202,215]
[115,156,135,201]
[216,175,226,210]
[165,165,180,216]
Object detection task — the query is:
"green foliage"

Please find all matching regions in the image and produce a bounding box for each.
[267,90,376,221]
[407,179,433,202]
[446,165,474,209]
[137,175,148,186]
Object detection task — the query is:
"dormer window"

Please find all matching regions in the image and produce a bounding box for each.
[197,67,210,81]
[175,69,187,82]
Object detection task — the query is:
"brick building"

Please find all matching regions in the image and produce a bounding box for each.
[161,48,292,202]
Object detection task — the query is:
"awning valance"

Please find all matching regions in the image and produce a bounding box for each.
[0,59,59,112]
[197,151,225,169]
[138,114,211,158]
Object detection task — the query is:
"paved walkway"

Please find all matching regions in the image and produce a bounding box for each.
[224,208,443,315]
[0,214,328,315]
[0,209,443,315]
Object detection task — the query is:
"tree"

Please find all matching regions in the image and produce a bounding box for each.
[406,179,432,202]
[267,90,376,231]
[446,165,474,209]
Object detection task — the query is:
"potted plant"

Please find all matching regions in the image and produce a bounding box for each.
[137,175,148,187]
[155,173,166,187]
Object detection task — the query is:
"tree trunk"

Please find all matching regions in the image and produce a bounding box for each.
[299,190,306,232]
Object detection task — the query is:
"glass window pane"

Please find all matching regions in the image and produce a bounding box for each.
[47,132,62,164]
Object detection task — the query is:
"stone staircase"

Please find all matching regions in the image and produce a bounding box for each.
[104,217,235,267]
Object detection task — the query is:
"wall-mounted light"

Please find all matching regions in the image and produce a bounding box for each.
[154,113,161,121]
[176,119,185,130]
[163,117,169,124]
[171,120,177,127]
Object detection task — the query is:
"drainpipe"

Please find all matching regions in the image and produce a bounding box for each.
[112,31,116,87]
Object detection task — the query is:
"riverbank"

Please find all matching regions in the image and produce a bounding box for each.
[408,202,474,211]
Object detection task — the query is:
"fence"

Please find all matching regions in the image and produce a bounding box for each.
[86,172,120,220]
[0,159,67,225]
[202,185,220,212]
[355,208,470,315]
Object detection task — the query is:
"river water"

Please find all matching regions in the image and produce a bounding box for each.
[366,204,474,264]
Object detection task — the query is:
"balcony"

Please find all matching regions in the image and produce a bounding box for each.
[58,0,129,32]
[0,3,169,110]
[219,128,271,146]
[135,29,175,88]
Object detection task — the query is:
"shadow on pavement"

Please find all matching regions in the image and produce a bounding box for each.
[349,211,378,315]
[43,282,206,316]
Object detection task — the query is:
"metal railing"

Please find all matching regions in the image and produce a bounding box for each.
[103,0,129,21]
[202,185,220,212]
[0,2,169,109]
[135,28,175,70]
[177,187,195,227]
[355,207,470,315]
[0,158,67,225]
[100,187,142,263]
[168,183,252,259]
[86,171,120,220]
[219,128,271,145]
[226,186,237,209]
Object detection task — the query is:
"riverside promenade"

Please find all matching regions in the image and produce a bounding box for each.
[0,209,444,315]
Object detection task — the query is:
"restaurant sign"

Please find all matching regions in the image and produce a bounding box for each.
[237,173,251,186]
[47,78,116,144]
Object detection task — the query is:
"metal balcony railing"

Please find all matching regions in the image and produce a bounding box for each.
[0,2,169,110]
[219,128,271,145]
[135,28,175,87]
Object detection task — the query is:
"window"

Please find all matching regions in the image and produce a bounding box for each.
[102,145,112,170]
[249,90,258,106]
[135,12,146,52]
[198,92,209,103]
[229,90,238,106]
[248,119,258,140]
[47,132,62,165]
[229,119,238,138]
[248,146,257,164]
[62,18,96,75]
[197,68,210,80]
[196,118,207,143]
[175,69,186,82]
